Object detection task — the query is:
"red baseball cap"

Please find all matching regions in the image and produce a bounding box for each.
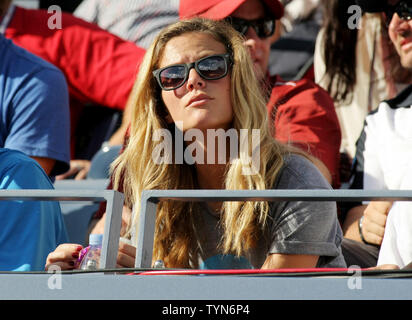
[179,0,284,20]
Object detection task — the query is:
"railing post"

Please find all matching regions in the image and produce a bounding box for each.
[133,189,412,270]
[100,190,124,270]
[135,191,159,268]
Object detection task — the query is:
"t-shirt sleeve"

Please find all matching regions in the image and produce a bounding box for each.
[269,199,342,257]
[350,112,386,208]
[0,152,69,271]
[268,155,343,264]
[362,115,386,190]
[5,68,70,176]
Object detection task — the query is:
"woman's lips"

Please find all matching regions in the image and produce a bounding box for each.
[186,94,212,108]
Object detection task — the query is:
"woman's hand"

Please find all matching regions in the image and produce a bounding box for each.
[45,243,83,270]
[45,240,137,270]
[116,242,136,268]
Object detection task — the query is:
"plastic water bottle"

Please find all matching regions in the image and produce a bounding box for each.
[79,234,103,270]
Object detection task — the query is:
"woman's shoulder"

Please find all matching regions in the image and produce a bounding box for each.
[273,153,331,190]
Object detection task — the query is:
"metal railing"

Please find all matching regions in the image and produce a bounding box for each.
[2,188,412,270]
[134,189,412,268]
[0,189,124,270]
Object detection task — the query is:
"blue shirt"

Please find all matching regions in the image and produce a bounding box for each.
[0,35,70,176]
[0,148,69,271]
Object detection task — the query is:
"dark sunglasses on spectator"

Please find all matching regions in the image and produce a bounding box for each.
[385,0,412,25]
[153,54,232,91]
[224,17,275,39]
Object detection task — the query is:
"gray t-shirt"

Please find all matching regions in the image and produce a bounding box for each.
[193,154,346,269]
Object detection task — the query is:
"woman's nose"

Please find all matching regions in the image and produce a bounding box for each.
[186,68,206,90]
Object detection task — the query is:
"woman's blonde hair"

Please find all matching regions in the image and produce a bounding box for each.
[111,18,292,268]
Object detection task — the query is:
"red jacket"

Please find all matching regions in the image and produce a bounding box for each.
[4,6,146,157]
[268,75,341,188]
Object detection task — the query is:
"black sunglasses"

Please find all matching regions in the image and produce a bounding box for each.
[385,0,412,25]
[153,54,232,91]
[224,17,276,39]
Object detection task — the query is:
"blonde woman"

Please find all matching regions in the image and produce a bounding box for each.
[46,18,345,270]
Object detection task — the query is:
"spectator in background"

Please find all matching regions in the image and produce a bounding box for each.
[279,0,322,34]
[340,0,412,268]
[269,0,322,81]
[314,0,411,168]
[0,34,70,177]
[73,0,180,49]
[0,0,146,179]
[0,148,69,271]
[179,0,342,189]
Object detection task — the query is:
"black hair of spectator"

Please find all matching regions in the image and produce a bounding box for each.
[39,0,82,13]
[320,0,358,104]
[354,0,388,13]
